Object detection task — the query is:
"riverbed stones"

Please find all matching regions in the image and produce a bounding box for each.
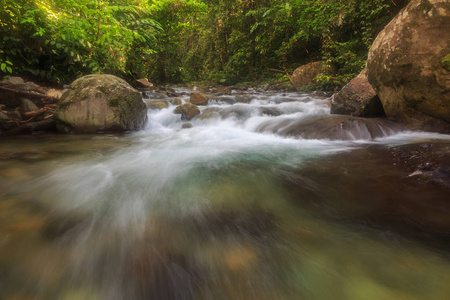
[366,0,450,132]
[190,91,209,105]
[174,103,200,120]
[56,74,147,133]
[330,69,385,117]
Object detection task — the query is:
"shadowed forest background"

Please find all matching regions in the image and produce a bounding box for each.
[1,0,408,87]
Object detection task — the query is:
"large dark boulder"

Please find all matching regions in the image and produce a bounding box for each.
[366,0,450,132]
[330,69,385,117]
[56,74,147,133]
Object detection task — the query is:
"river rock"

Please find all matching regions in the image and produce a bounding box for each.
[170,98,183,105]
[20,98,39,116]
[0,111,9,121]
[182,122,193,129]
[257,115,404,140]
[291,61,334,89]
[0,76,25,85]
[366,0,450,132]
[56,74,147,133]
[190,91,209,105]
[174,103,200,120]
[146,100,169,110]
[330,69,385,117]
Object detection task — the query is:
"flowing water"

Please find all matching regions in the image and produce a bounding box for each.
[1,89,450,300]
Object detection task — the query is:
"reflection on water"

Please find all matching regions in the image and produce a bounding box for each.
[1,91,450,299]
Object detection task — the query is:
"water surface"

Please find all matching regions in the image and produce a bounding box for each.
[1,90,450,300]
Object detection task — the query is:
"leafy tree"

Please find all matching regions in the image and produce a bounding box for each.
[0,0,161,82]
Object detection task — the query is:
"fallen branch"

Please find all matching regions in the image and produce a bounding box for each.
[0,85,59,103]
[3,118,56,136]
[23,107,49,118]
[7,107,52,124]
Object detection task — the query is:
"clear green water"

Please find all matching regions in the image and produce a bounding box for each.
[1,92,450,300]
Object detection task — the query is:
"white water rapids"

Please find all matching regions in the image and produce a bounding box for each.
[1,89,450,300]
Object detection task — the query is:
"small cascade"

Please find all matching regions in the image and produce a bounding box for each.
[144,90,404,140]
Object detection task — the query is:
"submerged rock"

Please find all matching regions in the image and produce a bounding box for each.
[258,115,404,140]
[56,74,147,133]
[330,69,385,117]
[124,244,200,300]
[189,207,277,238]
[284,142,450,250]
[366,0,450,132]
[146,100,169,110]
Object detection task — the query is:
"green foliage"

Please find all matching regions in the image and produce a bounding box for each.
[0,0,161,83]
[1,0,409,86]
[144,0,407,86]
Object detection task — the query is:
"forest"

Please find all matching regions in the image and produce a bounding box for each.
[1,0,408,88]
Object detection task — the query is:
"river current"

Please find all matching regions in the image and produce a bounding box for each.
[1,89,450,299]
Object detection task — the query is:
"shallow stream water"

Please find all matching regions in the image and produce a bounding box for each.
[1,89,450,300]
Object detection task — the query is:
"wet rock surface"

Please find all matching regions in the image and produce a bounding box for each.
[56,74,147,133]
[366,0,450,133]
[174,103,201,120]
[284,142,450,251]
[258,115,404,140]
[330,69,385,117]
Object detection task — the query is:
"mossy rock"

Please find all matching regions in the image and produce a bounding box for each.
[56,74,147,133]
[442,53,450,72]
[174,103,200,120]
[146,100,169,110]
[366,0,450,132]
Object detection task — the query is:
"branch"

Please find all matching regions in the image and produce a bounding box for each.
[0,86,59,103]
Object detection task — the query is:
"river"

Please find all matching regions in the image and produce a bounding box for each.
[1,89,450,299]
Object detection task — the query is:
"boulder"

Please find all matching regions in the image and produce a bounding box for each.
[291,61,334,90]
[174,103,200,120]
[366,0,450,132]
[330,69,385,117]
[56,74,147,133]
[0,111,10,122]
[20,98,39,116]
[190,91,209,105]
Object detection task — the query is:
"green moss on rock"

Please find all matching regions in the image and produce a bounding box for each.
[441,54,450,71]
[108,96,121,107]
[97,86,111,94]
